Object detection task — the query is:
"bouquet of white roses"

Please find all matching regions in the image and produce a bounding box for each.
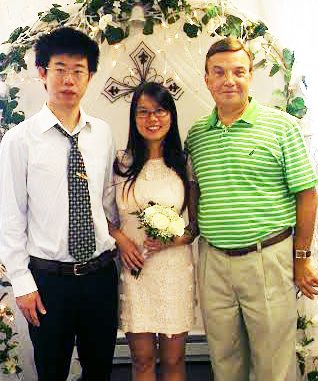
[131,202,186,278]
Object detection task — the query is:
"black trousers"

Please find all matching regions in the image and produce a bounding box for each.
[28,260,118,381]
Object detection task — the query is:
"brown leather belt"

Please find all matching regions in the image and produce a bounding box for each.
[210,227,293,256]
[29,250,117,276]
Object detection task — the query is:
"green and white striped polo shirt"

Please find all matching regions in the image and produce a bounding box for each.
[186,98,318,248]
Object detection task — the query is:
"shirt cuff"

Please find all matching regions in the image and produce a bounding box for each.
[10,271,38,297]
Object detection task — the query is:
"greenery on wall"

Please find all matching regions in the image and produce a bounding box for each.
[0,0,307,133]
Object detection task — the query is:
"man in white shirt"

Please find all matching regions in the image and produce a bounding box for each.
[0,27,118,381]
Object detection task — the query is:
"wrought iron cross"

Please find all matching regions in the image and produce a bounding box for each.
[102,41,184,103]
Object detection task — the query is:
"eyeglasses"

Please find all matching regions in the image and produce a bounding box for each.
[46,67,89,80]
[136,108,169,118]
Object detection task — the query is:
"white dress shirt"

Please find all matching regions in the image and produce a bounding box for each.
[0,104,117,297]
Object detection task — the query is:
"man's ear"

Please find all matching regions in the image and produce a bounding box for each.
[38,67,47,84]
[204,72,208,86]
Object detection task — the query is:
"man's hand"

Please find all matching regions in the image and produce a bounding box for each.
[118,238,144,271]
[294,258,318,299]
[16,291,46,327]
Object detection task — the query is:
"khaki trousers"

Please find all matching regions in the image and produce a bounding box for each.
[198,236,297,381]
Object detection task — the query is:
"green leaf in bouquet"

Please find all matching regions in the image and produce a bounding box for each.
[297,312,313,330]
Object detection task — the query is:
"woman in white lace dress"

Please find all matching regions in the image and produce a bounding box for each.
[110,82,197,381]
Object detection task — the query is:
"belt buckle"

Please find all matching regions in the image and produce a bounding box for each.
[74,262,87,276]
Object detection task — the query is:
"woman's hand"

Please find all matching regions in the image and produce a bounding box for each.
[144,233,192,254]
[143,237,170,253]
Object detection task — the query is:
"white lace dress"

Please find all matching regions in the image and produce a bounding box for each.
[115,155,194,336]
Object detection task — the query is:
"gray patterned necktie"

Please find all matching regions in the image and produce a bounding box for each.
[54,124,96,262]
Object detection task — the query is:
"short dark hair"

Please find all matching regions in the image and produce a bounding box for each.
[114,81,188,212]
[205,37,253,73]
[34,27,99,72]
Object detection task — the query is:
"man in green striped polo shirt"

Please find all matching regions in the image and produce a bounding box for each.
[186,37,318,381]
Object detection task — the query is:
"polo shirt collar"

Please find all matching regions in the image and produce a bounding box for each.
[39,103,90,134]
[207,97,258,130]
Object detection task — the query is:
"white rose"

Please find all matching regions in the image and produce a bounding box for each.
[99,14,113,30]
[143,205,158,222]
[167,217,185,236]
[163,207,178,220]
[150,213,170,230]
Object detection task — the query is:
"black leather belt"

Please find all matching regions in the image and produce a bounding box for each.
[29,250,117,276]
[209,227,293,256]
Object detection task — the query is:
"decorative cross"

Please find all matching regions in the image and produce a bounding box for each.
[102,41,184,103]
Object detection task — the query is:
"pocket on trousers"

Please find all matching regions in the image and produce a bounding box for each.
[260,239,293,303]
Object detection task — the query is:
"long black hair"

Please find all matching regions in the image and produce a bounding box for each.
[114,81,188,211]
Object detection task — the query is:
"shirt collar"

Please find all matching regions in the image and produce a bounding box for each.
[206,97,259,130]
[39,103,90,134]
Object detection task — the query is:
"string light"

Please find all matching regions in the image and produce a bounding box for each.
[112,60,117,67]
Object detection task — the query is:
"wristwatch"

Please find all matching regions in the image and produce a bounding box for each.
[295,249,312,258]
